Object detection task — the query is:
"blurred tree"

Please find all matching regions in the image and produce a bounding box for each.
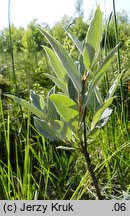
[75,0,84,18]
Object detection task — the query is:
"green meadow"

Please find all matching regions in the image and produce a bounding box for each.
[0,3,130,200]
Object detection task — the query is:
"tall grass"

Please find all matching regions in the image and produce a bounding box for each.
[0,2,130,200]
[0,95,130,199]
[8,0,18,95]
[0,95,80,199]
[112,0,130,139]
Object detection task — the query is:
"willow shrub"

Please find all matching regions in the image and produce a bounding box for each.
[5,5,123,199]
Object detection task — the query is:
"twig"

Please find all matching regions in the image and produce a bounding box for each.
[80,73,104,200]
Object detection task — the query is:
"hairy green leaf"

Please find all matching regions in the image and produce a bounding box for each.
[79,54,86,76]
[30,90,45,111]
[85,44,120,106]
[34,118,59,141]
[64,27,83,54]
[4,94,46,120]
[91,97,114,130]
[83,43,95,71]
[105,72,123,100]
[38,27,82,93]
[94,86,103,105]
[68,78,78,102]
[86,5,102,58]
[44,73,68,95]
[96,108,113,128]
[50,94,79,132]
[34,117,72,142]
[87,128,100,139]
[47,86,59,120]
[43,46,68,86]
[56,146,75,150]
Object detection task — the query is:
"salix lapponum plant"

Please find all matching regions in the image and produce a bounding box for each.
[5,5,123,199]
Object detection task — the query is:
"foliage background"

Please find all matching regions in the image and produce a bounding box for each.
[0,2,130,199]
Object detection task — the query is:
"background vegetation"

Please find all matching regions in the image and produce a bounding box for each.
[0,2,130,199]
